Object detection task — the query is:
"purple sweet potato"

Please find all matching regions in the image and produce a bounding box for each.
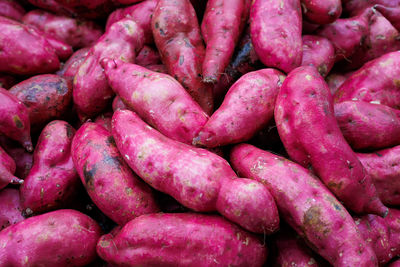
[20,121,79,215]
[152,0,213,114]
[0,88,32,151]
[301,0,342,24]
[274,66,387,216]
[343,0,400,16]
[334,51,400,108]
[105,0,157,44]
[135,45,161,66]
[355,208,400,265]
[0,145,23,190]
[112,95,128,111]
[0,74,16,89]
[112,109,280,234]
[73,18,144,121]
[22,10,103,48]
[0,16,60,75]
[326,72,347,95]
[9,74,72,131]
[335,101,400,150]
[57,47,90,85]
[375,4,400,32]
[102,59,208,145]
[0,188,24,230]
[38,30,73,61]
[27,0,76,17]
[0,209,101,266]
[250,0,302,73]
[97,213,267,266]
[357,146,400,206]
[0,0,25,21]
[94,112,113,132]
[193,69,285,147]
[71,122,159,225]
[201,0,249,83]
[230,144,378,266]
[301,35,335,77]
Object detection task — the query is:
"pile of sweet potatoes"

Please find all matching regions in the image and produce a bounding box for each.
[1,0,400,266]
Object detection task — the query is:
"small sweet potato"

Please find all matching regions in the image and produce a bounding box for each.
[301,0,342,24]
[0,74,16,89]
[0,209,102,266]
[135,45,161,66]
[57,47,90,84]
[375,4,400,32]
[301,35,335,77]
[0,87,32,151]
[230,143,378,266]
[97,213,267,266]
[250,0,302,73]
[152,0,213,114]
[0,188,24,231]
[0,0,25,21]
[73,18,144,120]
[102,59,208,145]
[193,69,285,147]
[274,66,387,216]
[0,145,23,190]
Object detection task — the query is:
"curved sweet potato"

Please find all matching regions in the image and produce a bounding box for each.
[301,35,335,77]
[0,188,24,231]
[0,146,23,190]
[301,0,342,24]
[274,66,387,216]
[135,45,160,66]
[0,0,25,21]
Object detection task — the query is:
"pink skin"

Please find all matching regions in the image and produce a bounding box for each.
[0,209,102,266]
[52,0,116,19]
[94,112,113,132]
[355,209,400,265]
[326,73,347,96]
[335,101,400,150]
[0,88,32,152]
[201,0,248,83]
[230,144,378,267]
[301,35,335,77]
[0,145,23,190]
[135,45,161,66]
[97,213,267,267]
[0,188,24,231]
[73,18,144,121]
[193,69,285,148]
[39,32,72,61]
[274,66,387,216]
[334,51,400,108]
[344,0,400,16]
[0,0,25,21]
[22,10,103,48]
[20,121,79,215]
[112,95,128,111]
[250,0,302,73]
[71,122,159,225]
[112,109,279,234]
[102,59,209,145]
[357,146,400,206]
[375,5,400,32]
[0,74,16,89]
[57,47,90,87]
[152,0,213,114]
[0,16,59,75]
[301,0,342,24]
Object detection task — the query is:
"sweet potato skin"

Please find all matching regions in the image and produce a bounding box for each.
[152,0,213,114]
[0,209,102,266]
[9,74,72,130]
[301,35,335,77]
[94,112,112,132]
[57,47,90,86]
[71,122,159,225]
[0,16,59,75]
[274,66,387,216]
[326,73,347,95]
[0,188,24,231]
[135,45,161,66]
[335,101,400,150]
[375,5,400,32]
[0,145,22,190]
[334,51,400,108]
[230,144,378,267]
[102,59,208,145]
[194,69,285,147]
[97,213,267,267]
[0,139,33,179]
[357,146,400,206]
[250,0,302,73]
[0,0,25,21]
[301,0,342,24]
[73,18,144,120]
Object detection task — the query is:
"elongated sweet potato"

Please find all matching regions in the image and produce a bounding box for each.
[0,188,24,230]
[0,0,25,21]
[152,0,213,114]
[9,74,72,131]
[0,209,101,266]
[301,35,335,77]
[112,110,279,234]
[0,74,16,89]
[335,101,400,150]
[326,73,347,95]
[22,10,103,48]
[230,143,378,266]
[72,122,159,225]
[0,88,32,151]
[73,18,144,121]
[0,145,23,190]
[250,0,302,73]
[102,59,208,145]
[301,0,342,24]
[0,16,60,75]
[357,146,400,206]
[97,213,267,266]
[375,5,400,32]
[193,69,285,147]
[135,45,160,66]
[94,112,112,132]
[334,51,400,108]
[274,66,387,216]
[201,0,248,83]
